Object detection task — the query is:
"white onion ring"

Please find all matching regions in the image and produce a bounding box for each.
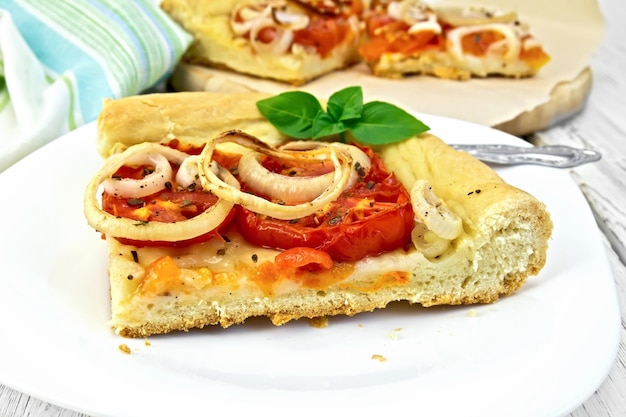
[237,151,335,204]
[272,8,310,31]
[230,3,272,35]
[100,143,189,198]
[249,17,294,55]
[102,152,172,199]
[231,1,309,36]
[279,140,372,187]
[411,222,452,259]
[84,143,237,242]
[175,155,203,189]
[448,23,521,61]
[389,0,431,25]
[197,130,353,220]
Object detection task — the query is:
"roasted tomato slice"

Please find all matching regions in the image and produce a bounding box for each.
[101,163,234,248]
[293,16,354,58]
[235,146,414,262]
[359,14,442,61]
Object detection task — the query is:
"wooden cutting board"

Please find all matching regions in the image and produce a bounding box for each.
[493,67,592,136]
[169,63,593,137]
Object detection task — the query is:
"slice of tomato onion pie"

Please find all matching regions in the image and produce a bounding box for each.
[359,0,551,79]
[161,0,363,85]
[84,91,552,337]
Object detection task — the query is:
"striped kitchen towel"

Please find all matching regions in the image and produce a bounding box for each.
[0,0,192,172]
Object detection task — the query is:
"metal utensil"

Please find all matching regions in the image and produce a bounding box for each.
[450,144,601,168]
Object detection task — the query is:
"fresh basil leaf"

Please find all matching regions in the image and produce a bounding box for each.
[326,86,363,122]
[256,91,323,139]
[256,86,430,145]
[350,101,430,145]
[312,111,346,139]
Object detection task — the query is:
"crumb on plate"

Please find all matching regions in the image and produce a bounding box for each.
[309,316,328,328]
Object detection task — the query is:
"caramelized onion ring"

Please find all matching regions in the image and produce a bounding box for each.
[84,143,237,242]
[279,140,372,187]
[198,130,353,220]
[237,151,335,204]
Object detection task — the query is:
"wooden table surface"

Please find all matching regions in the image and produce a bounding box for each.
[1,0,624,416]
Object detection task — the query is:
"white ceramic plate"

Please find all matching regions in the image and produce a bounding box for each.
[0,116,619,417]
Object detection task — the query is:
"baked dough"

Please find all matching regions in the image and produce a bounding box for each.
[87,91,552,337]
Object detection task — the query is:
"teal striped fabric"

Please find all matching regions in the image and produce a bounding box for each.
[0,0,192,171]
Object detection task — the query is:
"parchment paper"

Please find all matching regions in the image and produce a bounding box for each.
[171,0,605,130]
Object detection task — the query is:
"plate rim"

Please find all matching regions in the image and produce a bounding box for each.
[0,116,620,417]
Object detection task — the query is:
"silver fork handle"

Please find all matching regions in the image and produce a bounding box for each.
[450,144,602,168]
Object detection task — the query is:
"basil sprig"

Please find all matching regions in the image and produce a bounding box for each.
[256,86,430,144]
